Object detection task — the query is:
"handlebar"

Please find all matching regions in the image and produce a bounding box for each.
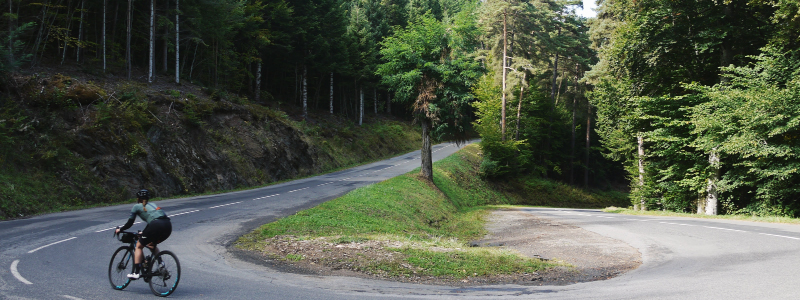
[113,226,141,242]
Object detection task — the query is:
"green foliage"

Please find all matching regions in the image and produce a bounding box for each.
[377,13,482,141]
[689,46,800,216]
[0,21,35,73]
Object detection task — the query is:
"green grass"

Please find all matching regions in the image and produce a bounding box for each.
[238,144,561,279]
[603,207,800,224]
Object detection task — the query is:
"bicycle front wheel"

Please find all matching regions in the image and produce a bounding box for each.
[108,246,134,290]
[148,250,181,297]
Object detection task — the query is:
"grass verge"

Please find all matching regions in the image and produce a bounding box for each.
[236,144,563,282]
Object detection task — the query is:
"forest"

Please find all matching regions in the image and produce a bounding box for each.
[1,0,799,217]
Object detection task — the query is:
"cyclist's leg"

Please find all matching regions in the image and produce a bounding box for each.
[134,239,146,264]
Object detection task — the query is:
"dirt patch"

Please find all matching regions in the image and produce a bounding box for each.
[473,208,642,284]
[243,208,641,286]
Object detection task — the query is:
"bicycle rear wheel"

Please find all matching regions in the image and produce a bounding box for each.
[108,246,134,290]
[148,250,181,297]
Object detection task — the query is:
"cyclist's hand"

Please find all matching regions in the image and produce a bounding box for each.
[115,228,120,234]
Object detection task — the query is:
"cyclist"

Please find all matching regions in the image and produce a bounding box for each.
[115,189,172,279]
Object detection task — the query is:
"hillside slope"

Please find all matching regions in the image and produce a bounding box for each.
[0,72,421,219]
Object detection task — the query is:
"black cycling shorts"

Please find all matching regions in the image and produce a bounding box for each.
[140,218,172,246]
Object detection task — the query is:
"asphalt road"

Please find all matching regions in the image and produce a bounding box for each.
[3,142,800,299]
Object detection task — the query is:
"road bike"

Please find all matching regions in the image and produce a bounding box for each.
[109,229,181,297]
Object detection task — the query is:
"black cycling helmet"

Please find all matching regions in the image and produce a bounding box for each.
[136,189,151,200]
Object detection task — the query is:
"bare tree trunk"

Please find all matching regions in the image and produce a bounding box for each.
[500,11,508,141]
[302,64,308,120]
[126,0,131,79]
[705,149,720,215]
[175,0,179,83]
[103,0,106,71]
[570,94,577,185]
[386,92,391,114]
[61,0,75,65]
[8,0,14,66]
[189,41,198,81]
[31,0,49,66]
[76,0,84,62]
[584,103,591,188]
[162,0,168,74]
[637,134,646,210]
[515,72,525,141]
[420,118,433,181]
[329,72,333,114]
[149,0,155,83]
[359,87,363,126]
[550,32,560,102]
[255,61,262,102]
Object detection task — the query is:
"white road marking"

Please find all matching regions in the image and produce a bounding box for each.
[171,209,201,216]
[317,182,334,186]
[703,226,746,232]
[759,233,800,240]
[253,194,280,200]
[28,237,78,253]
[288,187,310,193]
[62,295,84,300]
[660,222,694,226]
[96,221,144,233]
[209,201,243,209]
[10,260,32,285]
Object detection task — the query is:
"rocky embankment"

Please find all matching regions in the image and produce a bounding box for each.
[0,72,418,218]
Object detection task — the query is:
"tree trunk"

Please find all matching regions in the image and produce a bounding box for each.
[102,0,106,71]
[374,89,377,115]
[500,11,508,141]
[359,87,363,126]
[550,25,562,101]
[255,62,262,102]
[149,0,155,83]
[705,149,720,215]
[515,72,525,141]
[329,72,333,114]
[570,93,577,185]
[162,0,168,74]
[571,63,581,185]
[302,64,308,120]
[31,0,49,66]
[175,0,179,83]
[126,0,131,79]
[386,92,391,114]
[420,117,433,181]
[7,0,14,66]
[637,134,646,210]
[61,0,75,65]
[76,0,84,62]
[584,103,591,188]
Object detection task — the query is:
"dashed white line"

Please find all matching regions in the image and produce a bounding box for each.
[253,194,280,200]
[209,201,243,209]
[28,237,78,254]
[758,233,800,240]
[171,209,201,216]
[317,182,334,186]
[62,295,84,300]
[96,221,144,233]
[10,260,32,285]
[288,187,310,193]
[703,226,746,232]
[660,222,694,226]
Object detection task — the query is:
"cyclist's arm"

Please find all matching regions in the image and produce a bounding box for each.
[119,212,136,231]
